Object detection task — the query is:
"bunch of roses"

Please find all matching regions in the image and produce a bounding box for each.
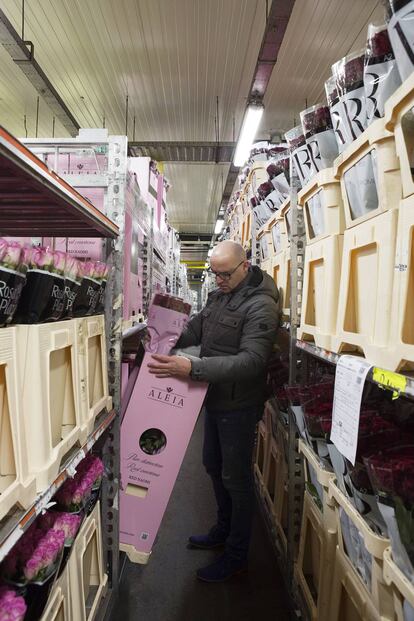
[55,454,104,512]
[285,126,306,151]
[266,150,290,181]
[81,260,109,283]
[2,524,65,584]
[28,247,66,276]
[366,445,414,506]
[257,182,274,201]
[0,240,29,274]
[303,400,333,439]
[0,585,27,620]
[152,293,191,316]
[313,104,334,133]
[348,414,402,492]
[37,511,82,546]
[285,378,334,408]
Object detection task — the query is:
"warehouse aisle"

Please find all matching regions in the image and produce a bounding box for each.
[115,412,291,621]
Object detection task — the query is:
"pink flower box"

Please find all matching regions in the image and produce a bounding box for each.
[119,295,208,563]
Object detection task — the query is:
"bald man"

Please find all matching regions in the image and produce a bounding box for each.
[148,241,279,582]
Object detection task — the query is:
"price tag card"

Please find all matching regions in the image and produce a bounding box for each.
[330,355,372,465]
[372,367,407,400]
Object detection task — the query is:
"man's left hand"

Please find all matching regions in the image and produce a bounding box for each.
[147,354,192,378]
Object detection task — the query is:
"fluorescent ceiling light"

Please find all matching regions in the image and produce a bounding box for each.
[214,219,224,235]
[233,102,264,167]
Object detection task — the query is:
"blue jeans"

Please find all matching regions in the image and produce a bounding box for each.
[202,407,261,561]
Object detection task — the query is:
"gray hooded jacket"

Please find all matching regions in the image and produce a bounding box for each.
[176,266,279,411]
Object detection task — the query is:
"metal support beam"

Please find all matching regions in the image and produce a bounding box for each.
[128,141,236,163]
[217,0,296,226]
[0,8,80,136]
[249,0,296,99]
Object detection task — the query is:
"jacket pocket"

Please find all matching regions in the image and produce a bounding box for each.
[213,314,243,350]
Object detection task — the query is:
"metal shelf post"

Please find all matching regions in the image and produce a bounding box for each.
[287,161,306,584]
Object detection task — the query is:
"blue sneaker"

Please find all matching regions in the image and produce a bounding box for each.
[196,553,248,582]
[188,527,227,550]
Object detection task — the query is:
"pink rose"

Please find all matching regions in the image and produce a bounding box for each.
[0,239,8,262]
[31,247,54,271]
[82,260,96,279]
[93,262,107,280]
[2,242,22,270]
[52,251,66,275]
[65,256,80,281]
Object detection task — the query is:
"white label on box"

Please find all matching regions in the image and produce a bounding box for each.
[388,8,414,82]
[330,355,372,465]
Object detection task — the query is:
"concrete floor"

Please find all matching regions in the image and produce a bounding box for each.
[115,412,290,621]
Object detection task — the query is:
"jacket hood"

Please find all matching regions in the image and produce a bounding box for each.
[245,265,279,302]
[219,265,279,311]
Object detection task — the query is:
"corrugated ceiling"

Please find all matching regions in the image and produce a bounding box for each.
[261,0,385,139]
[0,0,386,246]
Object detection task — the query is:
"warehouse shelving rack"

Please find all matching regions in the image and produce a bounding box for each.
[251,154,414,621]
[0,126,125,620]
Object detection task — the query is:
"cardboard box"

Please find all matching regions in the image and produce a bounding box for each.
[120,352,207,563]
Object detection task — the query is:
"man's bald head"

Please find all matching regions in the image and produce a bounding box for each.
[211,241,246,263]
[210,241,249,292]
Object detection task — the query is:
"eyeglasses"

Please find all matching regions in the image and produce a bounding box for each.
[207,260,245,281]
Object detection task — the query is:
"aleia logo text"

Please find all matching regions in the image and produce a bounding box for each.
[148,387,185,408]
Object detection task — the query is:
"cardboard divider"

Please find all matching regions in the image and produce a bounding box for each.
[385,72,414,199]
[282,252,291,319]
[334,116,402,228]
[298,234,344,351]
[248,162,268,194]
[295,490,337,621]
[329,547,382,621]
[333,209,398,364]
[329,481,394,619]
[271,250,288,317]
[75,316,112,442]
[240,192,250,216]
[257,226,273,265]
[262,431,288,551]
[298,168,345,244]
[40,561,72,621]
[254,420,269,490]
[16,320,82,492]
[257,405,288,553]
[242,212,252,247]
[383,548,414,621]
[0,327,36,520]
[379,196,414,371]
[260,258,272,277]
[69,501,108,621]
[280,199,291,245]
[298,440,336,529]
[267,211,288,256]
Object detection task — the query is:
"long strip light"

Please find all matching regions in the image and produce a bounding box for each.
[233,102,264,167]
[214,218,224,235]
